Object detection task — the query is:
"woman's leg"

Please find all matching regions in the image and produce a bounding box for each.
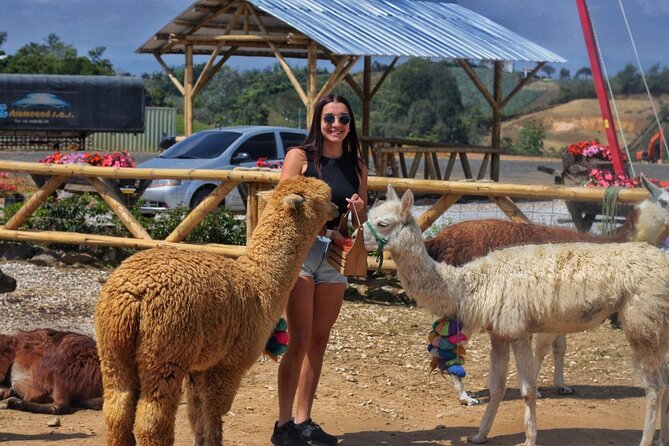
[294,282,346,423]
[277,275,315,425]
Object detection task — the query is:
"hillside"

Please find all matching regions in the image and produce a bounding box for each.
[501,94,669,155]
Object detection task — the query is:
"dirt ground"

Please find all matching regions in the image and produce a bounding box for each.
[0,268,654,446]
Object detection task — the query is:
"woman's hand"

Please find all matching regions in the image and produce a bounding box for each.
[346,194,367,225]
[329,229,346,243]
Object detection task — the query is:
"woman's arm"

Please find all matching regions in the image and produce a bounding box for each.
[280,147,307,182]
[347,163,368,227]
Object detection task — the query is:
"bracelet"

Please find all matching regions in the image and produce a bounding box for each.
[325,229,333,238]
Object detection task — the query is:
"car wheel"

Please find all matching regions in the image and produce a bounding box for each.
[190,186,224,209]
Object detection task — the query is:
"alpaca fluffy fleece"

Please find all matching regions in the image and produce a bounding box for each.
[95,176,336,446]
[364,185,669,446]
[422,177,669,405]
[0,328,102,414]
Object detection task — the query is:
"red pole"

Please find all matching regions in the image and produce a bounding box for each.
[575,0,627,175]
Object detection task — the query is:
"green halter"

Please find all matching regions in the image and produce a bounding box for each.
[365,220,389,272]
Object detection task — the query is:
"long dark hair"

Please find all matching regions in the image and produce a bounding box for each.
[301,94,365,178]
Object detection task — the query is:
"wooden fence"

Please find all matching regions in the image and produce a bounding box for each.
[0,160,650,272]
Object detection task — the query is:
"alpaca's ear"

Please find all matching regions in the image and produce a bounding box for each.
[641,173,664,201]
[400,189,414,219]
[386,185,398,201]
[283,193,305,209]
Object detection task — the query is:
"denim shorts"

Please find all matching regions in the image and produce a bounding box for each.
[299,236,347,284]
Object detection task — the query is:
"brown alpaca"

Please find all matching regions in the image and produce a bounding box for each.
[0,328,102,414]
[422,176,669,405]
[0,269,16,293]
[95,176,337,446]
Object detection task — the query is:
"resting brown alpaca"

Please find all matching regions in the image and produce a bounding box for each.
[422,175,669,405]
[0,328,102,414]
[95,176,337,446]
[0,268,16,293]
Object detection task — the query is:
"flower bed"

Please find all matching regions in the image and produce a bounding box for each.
[39,150,136,168]
[565,140,668,188]
[255,157,282,169]
[33,150,146,206]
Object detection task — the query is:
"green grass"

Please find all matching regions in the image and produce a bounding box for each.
[176,114,213,135]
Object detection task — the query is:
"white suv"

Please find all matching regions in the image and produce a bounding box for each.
[138,126,307,213]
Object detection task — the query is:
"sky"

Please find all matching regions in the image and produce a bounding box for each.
[1,0,668,77]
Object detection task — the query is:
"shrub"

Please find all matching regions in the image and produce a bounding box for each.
[510,123,545,156]
[0,192,247,258]
[142,206,246,245]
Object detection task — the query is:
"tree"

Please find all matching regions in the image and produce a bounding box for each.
[611,63,642,95]
[559,68,571,80]
[575,67,592,80]
[541,65,556,79]
[372,58,467,143]
[0,32,6,56]
[0,33,114,75]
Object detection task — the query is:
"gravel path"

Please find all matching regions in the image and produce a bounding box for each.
[0,262,109,337]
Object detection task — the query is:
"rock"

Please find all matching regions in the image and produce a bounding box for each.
[47,417,61,427]
[0,242,40,260]
[60,252,95,266]
[29,253,60,266]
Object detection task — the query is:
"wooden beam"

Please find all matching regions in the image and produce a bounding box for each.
[500,62,545,109]
[307,41,317,127]
[86,177,152,240]
[417,194,462,231]
[362,56,371,163]
[331,57,359,88]
[326,52,363,98]
[186,1,237,35]
[192,46,238,97]
[492,196,531,223]
[170,20,298,34]
[245,3,308,105]
[477,153,490,180]
[315,56,359,104]
[192,43,225,97]
[3,175,65,230]
[0,160,653,204]
[152,53,185,95]
[342,72,363,97]
[491,61,504,181]
[184,44,194,136]
[222,2,245,35]
[243,2,249,33]
[457,59,498,111]
[165,181,239,243]
[174,34,309,45]
[370,57,399,99]
[0,227,246,257]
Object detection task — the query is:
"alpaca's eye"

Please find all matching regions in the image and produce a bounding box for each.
[377,221,388,228]
[660,199,669,209]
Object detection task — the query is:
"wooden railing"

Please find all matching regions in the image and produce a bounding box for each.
[362,136,498,181]
[0,160,650,271]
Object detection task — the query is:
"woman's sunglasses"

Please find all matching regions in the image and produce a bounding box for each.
[322,113,351,126]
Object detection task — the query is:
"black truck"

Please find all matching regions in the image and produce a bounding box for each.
[0,74,144,148]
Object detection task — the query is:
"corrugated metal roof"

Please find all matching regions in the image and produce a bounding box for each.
[138,0,566,64]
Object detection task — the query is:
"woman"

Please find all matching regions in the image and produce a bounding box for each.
[272,94,368,446]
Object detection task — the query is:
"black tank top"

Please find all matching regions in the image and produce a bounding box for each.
[302,149,360,229]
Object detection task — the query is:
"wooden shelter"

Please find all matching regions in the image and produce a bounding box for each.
[137,0,565,180]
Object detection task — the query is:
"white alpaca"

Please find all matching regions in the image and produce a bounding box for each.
[425,174,669,406]
[364,185,669,446]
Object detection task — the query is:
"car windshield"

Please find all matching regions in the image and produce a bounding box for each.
[159,131,242,159]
